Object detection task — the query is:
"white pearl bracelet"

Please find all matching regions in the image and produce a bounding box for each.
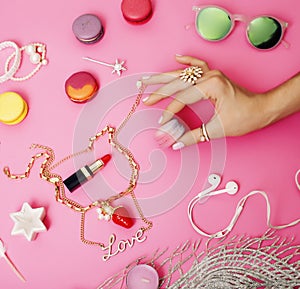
[0,41,21,83]
[0,41,48,83]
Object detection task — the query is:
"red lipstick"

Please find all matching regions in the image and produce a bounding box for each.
[63,154,111,192]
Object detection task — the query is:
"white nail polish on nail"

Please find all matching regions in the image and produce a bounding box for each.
[176,54,183,57]
[172,142,185,150]
[136,80,142,88]
[158,116,163,124]
[142,96,149,102]
[142,75,151,80]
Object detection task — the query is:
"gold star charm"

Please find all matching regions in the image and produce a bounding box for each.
[10,202,47,241]
[179,66,203,85]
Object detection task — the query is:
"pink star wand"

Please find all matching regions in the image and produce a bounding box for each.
[0,239,26,282]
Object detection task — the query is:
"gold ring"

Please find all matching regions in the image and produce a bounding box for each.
[199,127,206,142]
[179,66,203,85]
[201,123,210,142]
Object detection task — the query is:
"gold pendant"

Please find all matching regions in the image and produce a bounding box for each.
[101,228,146,261]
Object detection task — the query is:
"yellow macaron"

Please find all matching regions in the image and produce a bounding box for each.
[0,92,28,125]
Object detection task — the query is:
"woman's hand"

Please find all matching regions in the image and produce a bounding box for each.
[141,55,271,149]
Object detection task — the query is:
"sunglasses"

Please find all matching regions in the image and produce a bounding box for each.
[193,5,288,50]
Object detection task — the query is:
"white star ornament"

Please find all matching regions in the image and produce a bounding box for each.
[10,202,47,241]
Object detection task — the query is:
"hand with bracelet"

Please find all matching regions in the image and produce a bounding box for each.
[142,55,300,150]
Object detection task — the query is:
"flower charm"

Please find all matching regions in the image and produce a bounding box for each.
[112,59,127,76]
[97,202,114,221]
[179,66,203,85]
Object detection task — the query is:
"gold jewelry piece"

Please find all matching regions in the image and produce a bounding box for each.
[3,84,153,261]
[179,66,203,85]
[198,124,209,142]
[199,127,206,142]
[201,123,210,142]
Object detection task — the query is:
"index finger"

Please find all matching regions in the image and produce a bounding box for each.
[141,70,180,85]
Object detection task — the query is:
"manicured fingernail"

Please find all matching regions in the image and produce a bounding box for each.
[142,96,149,102]
[172,142,185,150]
[158,116,163,124]
[136,80,142,88]
[175,54,183,57]
[142,75,151,80]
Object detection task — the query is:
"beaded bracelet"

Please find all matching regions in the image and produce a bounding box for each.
[0,41,21,83]
[5,43,48,82]
[0,40,48,83]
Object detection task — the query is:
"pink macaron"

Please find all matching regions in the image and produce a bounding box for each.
[121,0,153,24]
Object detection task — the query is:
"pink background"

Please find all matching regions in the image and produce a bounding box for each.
[1,0,300,288]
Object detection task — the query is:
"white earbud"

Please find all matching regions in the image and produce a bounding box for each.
[209,181,239,197]
[226,181,239,195]
[197,174,239,202]
[207,174,221,190]
[197,174,221,199]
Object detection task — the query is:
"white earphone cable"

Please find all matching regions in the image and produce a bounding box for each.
[188,172,300,239]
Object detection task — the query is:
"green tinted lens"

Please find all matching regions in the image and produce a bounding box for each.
[196,7,232,41]
[247,17,282,49]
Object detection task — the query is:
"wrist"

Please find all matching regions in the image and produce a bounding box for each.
[261,91,283,126]
[263,72,300,126]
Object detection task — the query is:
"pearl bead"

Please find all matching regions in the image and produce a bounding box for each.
[104,215,111,221]
[37,46,44,53]
[30,53,41,64]
[41,59,48,65]
[25,44,35,55]
[106,207,114,215]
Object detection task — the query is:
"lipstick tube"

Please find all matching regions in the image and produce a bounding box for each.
[63,154,111,192]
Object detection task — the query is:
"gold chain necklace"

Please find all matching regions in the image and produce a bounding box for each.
[3,84,153,261]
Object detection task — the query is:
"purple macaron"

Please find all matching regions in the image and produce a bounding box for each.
[72,14,104,44]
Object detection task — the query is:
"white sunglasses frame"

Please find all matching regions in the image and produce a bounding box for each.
[193,5,289,50]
